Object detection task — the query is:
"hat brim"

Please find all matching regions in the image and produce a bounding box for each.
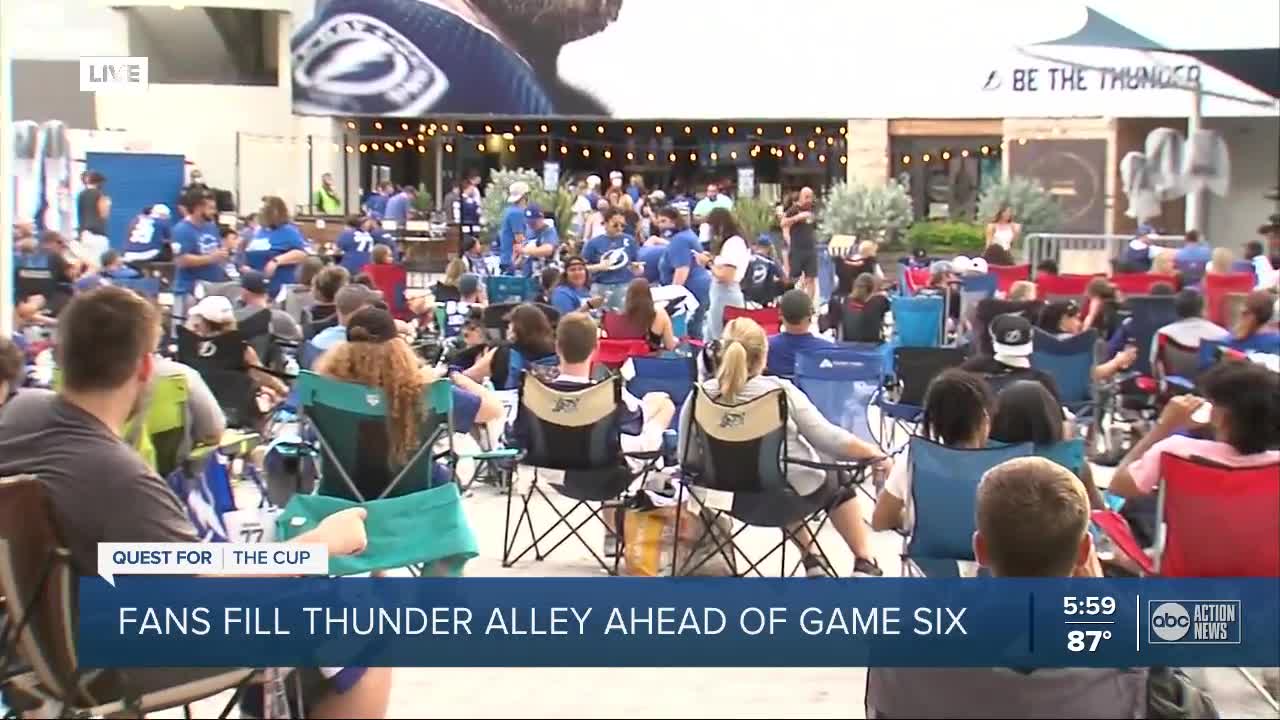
[991,339,1033,357]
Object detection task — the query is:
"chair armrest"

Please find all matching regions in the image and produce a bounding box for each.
[1163,375,1195,393]
[787,457,875,472]
[1090,510,1154,575]
[462,449,522,461]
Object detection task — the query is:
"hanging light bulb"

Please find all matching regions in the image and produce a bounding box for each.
[807,139,816,149]
[839,155,847,164]
[407,137,415,145]
[514,123,522,133]
[839,126,847,135]
[980,145,990,155]
[756,126,764,135]
[1017,137,1027,145]
[426,128,434,136]
[540,123,548,133]
[710,151,719,161]
[417,133,425,141]
[484,123,492,132]
[374,121,382,130]
[689,151,697,161]
[711,125,719,134]
[418,145,426,154]
[603,149,612,159]
[797,151,805,160]
[1000,141,1008,151]
[570,124,578,133]
[942,150,951,160]
[596,124,605,134]
[455,123,463,132]
[961,149,970,158]
[730,150,738,160]
[508,144,516,153]
[346,145,354,153]
[400,122,408,131]
[647,152,655,161]
[539,143,547,152]
[626,151,634,160]
[359,143,368,152]
[727,125,735,135]
[625,125,633,134]
[581,147,590,157]
[827,137,835,146]
[902,155,911,164]
[655,124,663,134]
[753,144,761,154]
[788,143,797,152]
[560,145,569,154]
[444,143,453,152]
[681,125,690,134]
[476,142,485,151]
[346,121,356,130]
[371,142,380,150]
[395,140,403,148]
[784,125,792,134]
[818,154,826,163]
[922,153,931,162]
[669,152,677,162]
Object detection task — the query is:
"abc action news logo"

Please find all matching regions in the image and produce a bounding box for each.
[1149,601,1242,644]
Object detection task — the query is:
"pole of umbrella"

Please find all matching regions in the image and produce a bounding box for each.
[0,18,14,338]
[1185,78,1205,234]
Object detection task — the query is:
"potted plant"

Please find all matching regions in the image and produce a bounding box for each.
[976,176,1063,237]
[817,180,914,244]
[732,196,778,244]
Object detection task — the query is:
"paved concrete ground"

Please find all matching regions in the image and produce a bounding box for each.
[161,450,1276,718]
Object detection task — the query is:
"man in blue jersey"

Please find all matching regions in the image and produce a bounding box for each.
[498,181,530,273]
[336,215,394,273]
[122,204,173,264]
[172,194,228,298]
[583,208,639,311]
[520,204,559,278]
[289,0,621,115]
[656,207,711,340]
[364,181,392,218]
[383,185,415,226]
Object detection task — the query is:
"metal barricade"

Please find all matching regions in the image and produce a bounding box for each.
[1023,233,1183,276]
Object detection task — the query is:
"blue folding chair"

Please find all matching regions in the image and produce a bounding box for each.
[904,439,1033,577]
[1124,295,1179,377]
[486,275,535,304]
[794,345,883,448]
[958,274,997,343]
[1034,438,1086,478]
[1030,328,1098,414]
[111,276,162,301]
[891,295,944,348]
[626,355,696,429]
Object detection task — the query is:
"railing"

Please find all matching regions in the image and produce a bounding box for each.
[1023,233,1184,276]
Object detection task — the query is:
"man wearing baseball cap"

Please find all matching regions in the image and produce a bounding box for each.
[961,313,1062,403]
[122,203,174,264]
[520,203,559,278]
[498,181,530,273]
[235,270,301,342]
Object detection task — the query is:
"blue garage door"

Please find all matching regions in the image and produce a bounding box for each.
[85,152,185,250]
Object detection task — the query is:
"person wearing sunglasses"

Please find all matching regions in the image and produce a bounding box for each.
[1038,300,1136,382]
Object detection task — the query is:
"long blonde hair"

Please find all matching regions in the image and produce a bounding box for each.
[315,338,427,465]
[1210,247,1234,275]
[443,258,466,287]
[1152,250,1175,275]
[716,318,768,401]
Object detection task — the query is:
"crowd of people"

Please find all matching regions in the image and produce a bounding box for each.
[4,162,1280,718]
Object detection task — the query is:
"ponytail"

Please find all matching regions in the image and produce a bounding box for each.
[716,340,750,401]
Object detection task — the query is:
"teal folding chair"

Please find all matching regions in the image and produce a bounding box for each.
[276,372,511,576]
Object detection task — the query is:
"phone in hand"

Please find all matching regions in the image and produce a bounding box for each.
[1191,402,1213,425]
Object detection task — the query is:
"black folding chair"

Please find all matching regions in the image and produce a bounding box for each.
[177,326,259,429]
[676,386,872,577]
[874,347,967,453]
[504,373,661,574]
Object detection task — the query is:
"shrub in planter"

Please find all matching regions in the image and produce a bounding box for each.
[905,221,986,256]
[977,176,1063,237]
[818,180,913,244]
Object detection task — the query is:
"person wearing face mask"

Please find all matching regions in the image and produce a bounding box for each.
[582,208,640,311]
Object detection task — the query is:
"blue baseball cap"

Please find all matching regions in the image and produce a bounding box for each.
[755,234,772,246]
[525,204,545,220]
[1136,223,1156,236]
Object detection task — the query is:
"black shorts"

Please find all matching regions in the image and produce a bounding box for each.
[789,248,818,279]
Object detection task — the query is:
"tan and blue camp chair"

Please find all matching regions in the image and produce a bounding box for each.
[276,372,509,576]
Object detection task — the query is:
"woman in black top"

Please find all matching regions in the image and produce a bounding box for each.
[613,278,677,351]
[432,258,465,302]
[828,273,890,343]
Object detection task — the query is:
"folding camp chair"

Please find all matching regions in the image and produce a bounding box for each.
[625,354,696,430]
[1111,272,1177,296]
[177,326,259,429]
[504,373,662,574]
[361,263,411,320]
[594,339,651,372]
[601,311,644,340]
[723,306,781,335]
[989,263,1029,293]
[1035,273,1094,303]
[1154,334,1204,394]
[1092,454,1280,711]
[485,275,535,304]
[677,386,873,577]
[1030,328,1098,415]
[891,294,944,348]
[277,372,506,576]
[901,266,932,295]
[1123,295,1179,377]
[874,347,967,453]
[0,476,257,718]
[958,274,997,341]
[1204,272,1254,326]
[902,439,1033,576]
[794,345,883,498]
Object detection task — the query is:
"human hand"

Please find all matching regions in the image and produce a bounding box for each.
[314,507,368,556]
[587,296,606,309]
[1116,345,1138,369]
[1158,394,1206,429]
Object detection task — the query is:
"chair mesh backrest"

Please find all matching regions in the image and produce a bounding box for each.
[891,295,943,348]
[1124,295,1179,376]
[1035,273,1093,302]
[1030,328,1098,409]
[486,275,534,304]
[602,311,644,340]
[723,306,781,335]
[1204,273,1253,326]
[1111,273,1177,296]
[893,347,967,407]
[1033,438,1086,478]
[0,476,79,704]
[514,373,624,470]
[1158,454,1280,577]
[177,327,256,427]
[907,439,1034,561]
[626,356,696,420]
[1156,335,1202,380]
[682,386,788,493]
[904,267,932,295]
[794,346,882,446]
[297,372,447,501]
[1174,259,1206,286]
[989,264,1030,293]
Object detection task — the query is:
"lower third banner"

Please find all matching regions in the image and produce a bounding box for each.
[77,577,1279,668]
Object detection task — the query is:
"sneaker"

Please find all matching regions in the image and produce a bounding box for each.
[853,557,883,577]
[801,553,829,578]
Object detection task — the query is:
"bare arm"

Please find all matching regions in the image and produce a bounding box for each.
[657,309,678,350]
[450,371,503,425]
[671,265,690,287]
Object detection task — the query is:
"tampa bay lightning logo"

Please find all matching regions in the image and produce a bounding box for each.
[750,262,768,285]
[602,247,631,272]
[198,234,220,254]
[292,13,448,115]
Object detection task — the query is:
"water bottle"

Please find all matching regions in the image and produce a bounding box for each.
[284,354,300,377]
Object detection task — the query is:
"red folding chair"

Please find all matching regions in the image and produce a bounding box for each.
[592,339,651,372]
[1111,272,1178,296]
[989,263,1030,294]
[601,311,643,340]
[1203,273,1254,326]
[1035,273,1095,301]
[723,306,782,335]
[360,263,412,320]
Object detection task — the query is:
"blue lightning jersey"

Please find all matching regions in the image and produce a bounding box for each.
[291,0,555,116]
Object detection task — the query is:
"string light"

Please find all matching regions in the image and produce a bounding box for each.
[603,149,612,159]
[540,143,547,152]
[371,142,380,150]
[417,133,425,141]
[980,145,990,155]
[386,144,395,153]
[570,124,578,133]
[655,124,663,133]
[827,137,835,146]
[727,126,735,135]
[359,143,368,152]
[711,125,719,134]
[514,123,522,132]
[455,123,463,132]
[683,125,692,134]
[540,123,548,132]
[839,126,847,135]
[395,140,403,148]
[922,153,931,162]
[839,155,847,164]
[429,123,437,131]
[625,125,633,134]
[788,143,797,152]
[818,153,826,163]
[626,151,634,160]
[561,145,569,154]
[400,122,408,130]
[1017,138,1027,145]
[374,121,383,130]
[484,123,492,132]
[596,124,605,134]
[508,143,516,152]
[755,126,763,135]
[753,145,761,154]
[647,152,656,161]
[418,145,426,154]
[444,143,453,152]
[902,155,911,164]
[784,125,792,134]
[730,150,738,160]
[797,151,805,160]
[477,142,485,151]
[346,121,356,130]
[669,152,677,162]
[815,126,823,134]
[807,139,816,149]
[345,145,354,153]
[941,150,951,160]
[406,137,414,145]
[502,132,514,140]
[1000,141,1008,151]
[961,149,970,157]
[582,147,590,157]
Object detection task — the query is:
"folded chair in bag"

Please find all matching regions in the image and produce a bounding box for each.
[1030,328,1098,415]
[903,439,1034,577]
[166,431,268,544]
[0,476,257,718]
[875,347,967,453]
[504,373,662,574]
[890,295,944,348]
[677,386,873,577]
[794,345,882,498]
[723,306,782,335]
[276,372,499,576]
[1091,454,1280,711]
